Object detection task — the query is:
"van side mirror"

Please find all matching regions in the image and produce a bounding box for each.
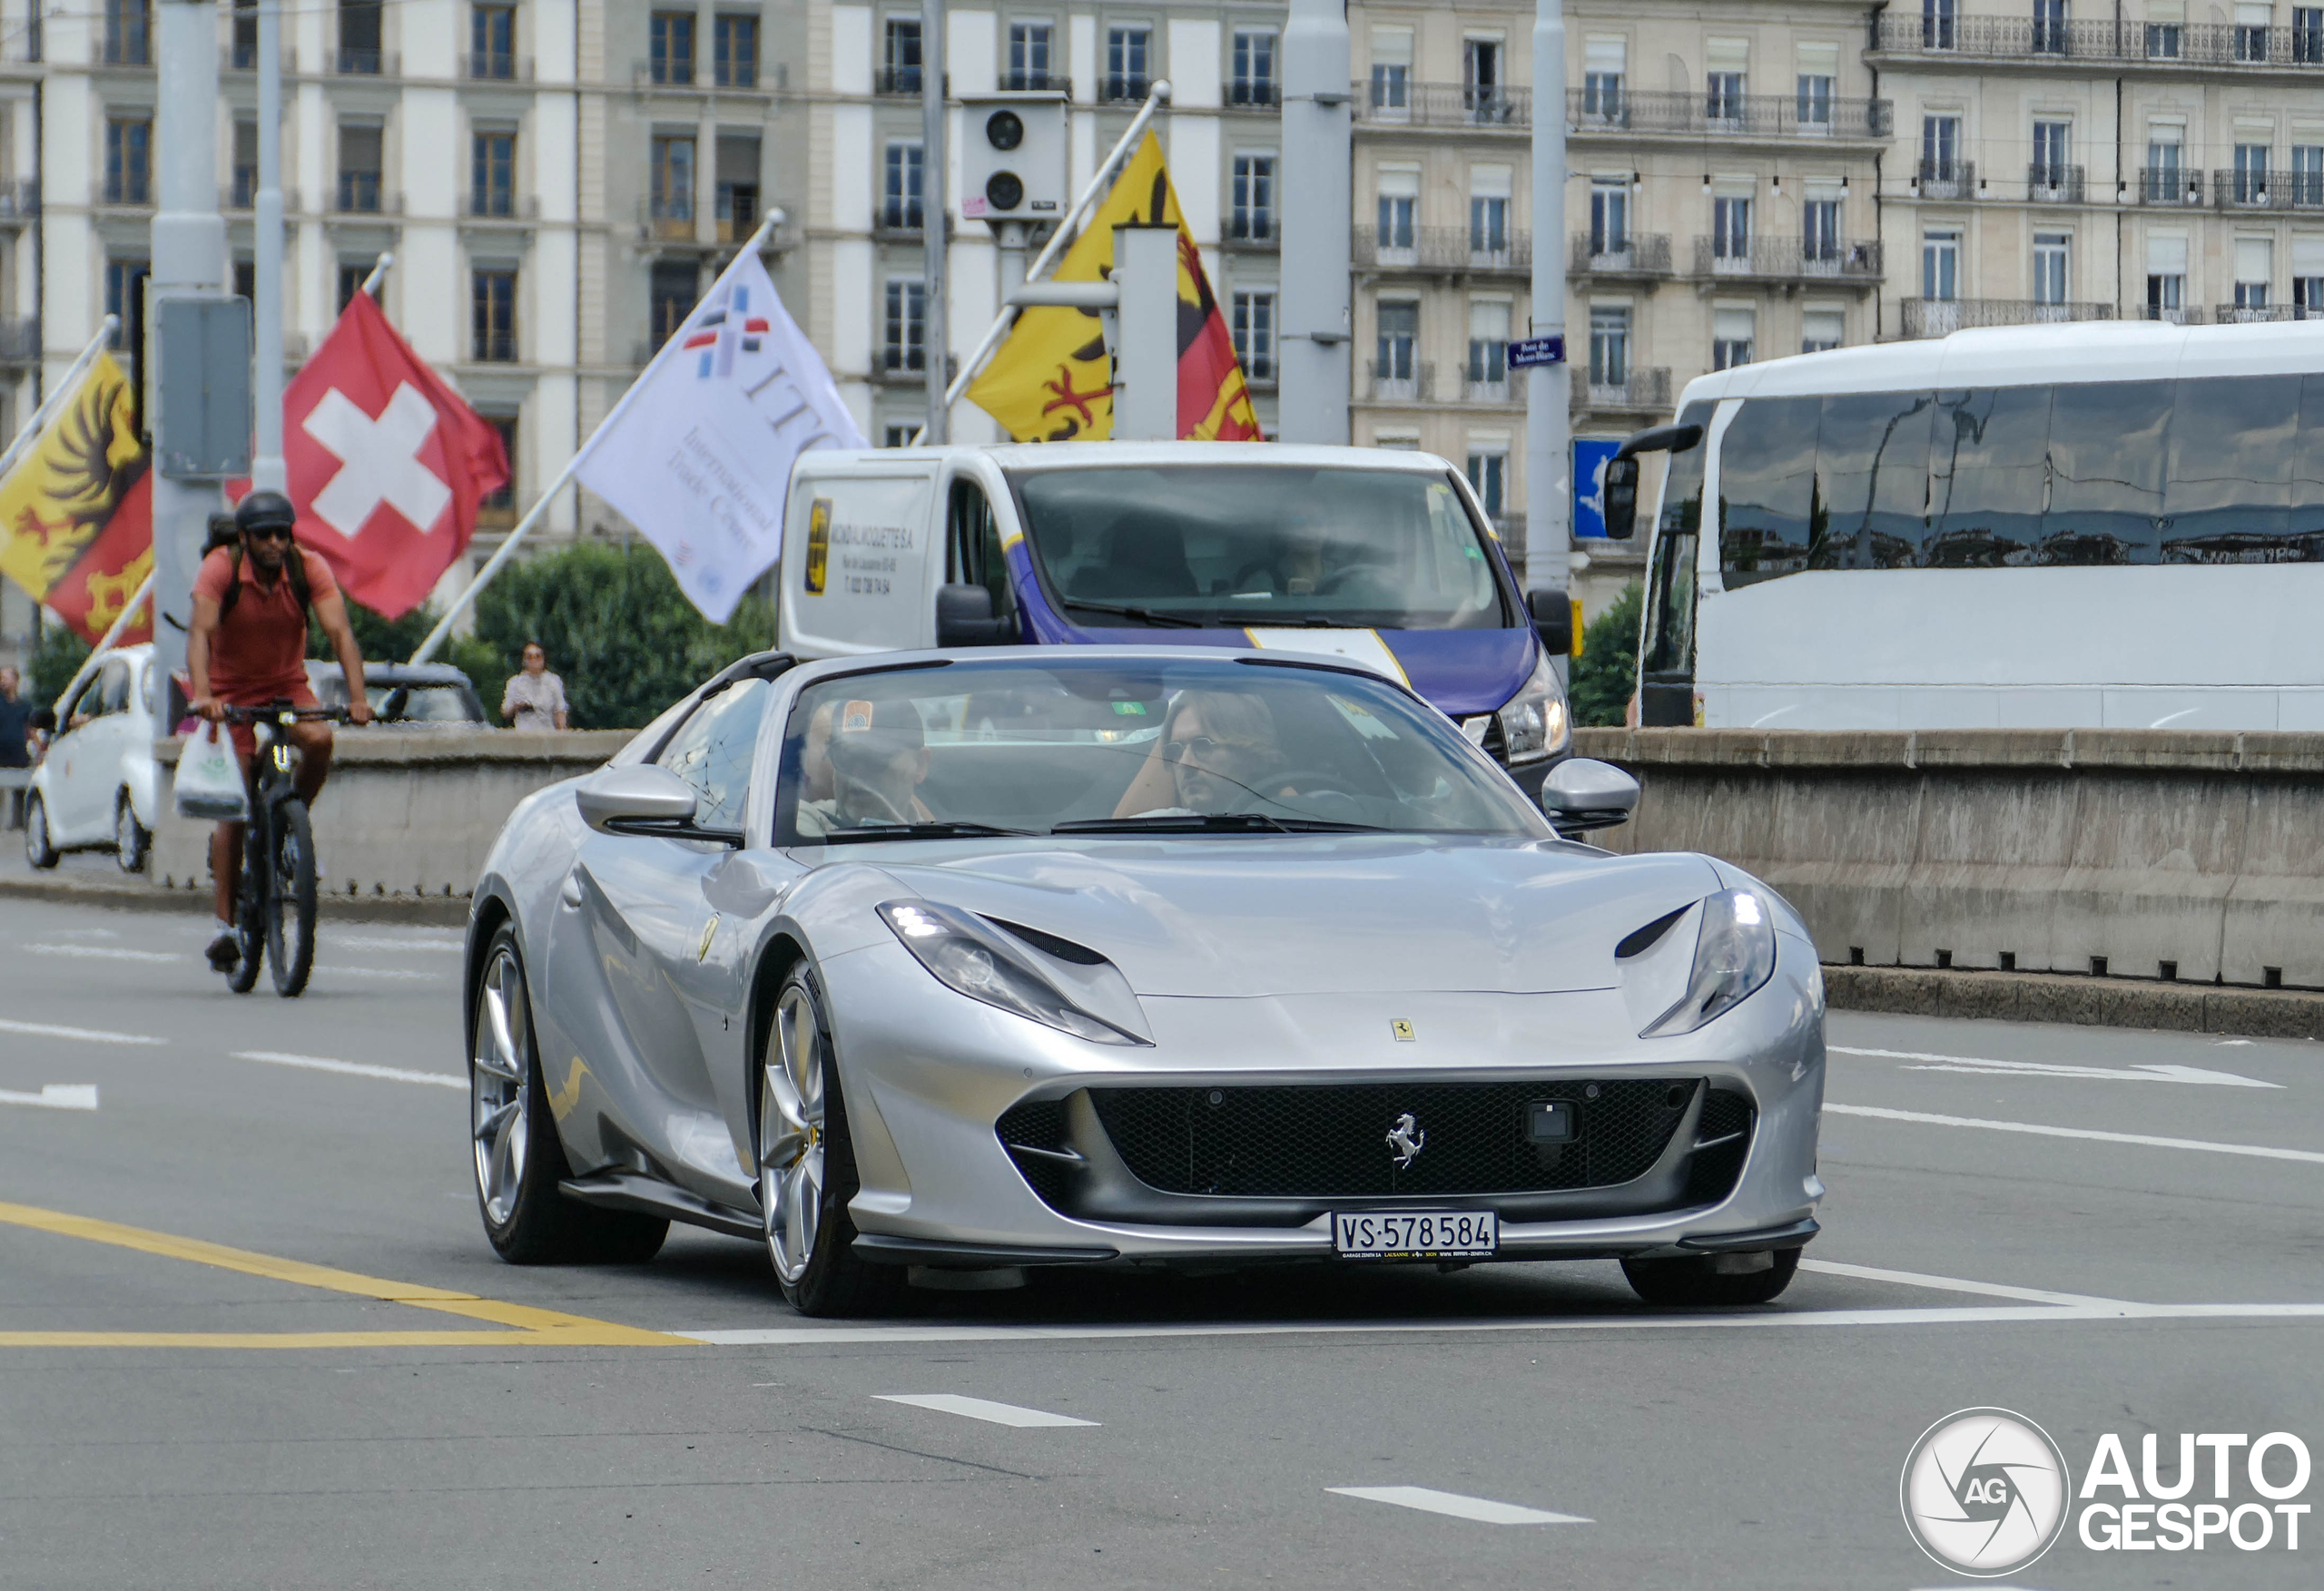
[1526,588,1573,656]
[1602,457,1640,540]
[936,584,1017,648]
[1541,758,1640,835]
[379,688,409,723]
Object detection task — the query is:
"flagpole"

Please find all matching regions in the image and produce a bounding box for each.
[407,210,786,666]
[0,317,120,486]
[360,250,393,298]
[913,79,1171,443]
[48,571,154,718]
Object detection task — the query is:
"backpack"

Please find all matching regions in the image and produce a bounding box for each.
[218,544,311,622]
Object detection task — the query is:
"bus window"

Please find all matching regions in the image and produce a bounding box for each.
[2164,375,2301,562]
[1718,397,1820,587]
[1640,402,1712,726]
[2043,380,2171,565]
[1811,390,1934,570]
[1929,387,2051,566]
[2289,372,2324,559]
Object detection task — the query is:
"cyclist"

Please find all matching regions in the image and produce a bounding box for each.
[186,491,373,972]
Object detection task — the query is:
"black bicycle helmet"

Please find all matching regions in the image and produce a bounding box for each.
[202,512,241,555]
[235,490,298,535]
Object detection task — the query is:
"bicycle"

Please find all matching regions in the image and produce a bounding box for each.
[219,702,349,997]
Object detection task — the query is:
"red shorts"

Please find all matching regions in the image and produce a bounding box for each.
[222,684,320,763]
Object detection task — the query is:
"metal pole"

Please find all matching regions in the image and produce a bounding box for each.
[0,317,117,485]
[359,250,393,298]
[918,80,1171,438]
[250,0,285,492]
[1279,0,1352,443]
[921,0,948,444]
[49,572,154,717]
[994,220,1029,307]
[1528,0,1571,677]
[409,211,784,664]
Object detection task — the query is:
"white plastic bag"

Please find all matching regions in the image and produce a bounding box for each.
[174,722,248,821]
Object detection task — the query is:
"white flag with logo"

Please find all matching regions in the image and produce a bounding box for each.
[576,250,866,623]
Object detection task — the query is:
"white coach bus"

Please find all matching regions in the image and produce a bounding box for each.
[1609,319,2324,731]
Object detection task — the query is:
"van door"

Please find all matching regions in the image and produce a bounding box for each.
[942,475,1020,643]
[778,466,939,657]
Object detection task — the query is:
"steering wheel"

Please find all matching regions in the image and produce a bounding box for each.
[1313,560,1389,597]
[1235,769,1368,822]
[836,780,913,827]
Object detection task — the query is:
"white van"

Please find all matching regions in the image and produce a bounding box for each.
[777,441,1576,791]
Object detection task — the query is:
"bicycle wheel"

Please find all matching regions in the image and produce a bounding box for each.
[267,799,319,997]
[227,817,266,995]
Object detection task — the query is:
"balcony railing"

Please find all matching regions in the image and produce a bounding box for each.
[1876,13,2324,69]
[998,70,1070,93]
[0,318,38,363]
[334,174,393,214]
[1914,159,1976,199]
[1902,299,2115,338]
[0,180,39,222]
[1567,88,1889,140]
[1569,232,1675,277]
[2138,166,2207,206]
[222,44,295,74]
[464,51,533,82]
[1227,79,1281,108]
[1225,215,1277,248]
[2212,168,2324,211]
[463,192,540,221]
[1098,73,1149,103]
[2141,304,2208,325]
[1352,226,1531,273]
[874,66,935,95]
[2026,163,2087,204]
[1693,237,1883,282]
[1576,368,1672,413]
[1364,358,1433,403]
[335,47,394,76]
[645,199,695,241]
[471,332,519,364]
[1357,82,1531,130]
[1462,371,1518,404]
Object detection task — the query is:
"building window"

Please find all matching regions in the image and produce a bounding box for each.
[882,141,923,230]
[104,259,148,359]
[884,279,927,371]
[1006,23,1055,91]
[2146,129,2185,202]
[1589,305,1630,385]
[103,118,151,205]
[651,11,695,85]
[1104,26,1150,102]
[2296,270,2324,319]
[472,132,515,217]
[1231,155,1275,241]
[2300,8,2324,64]
[1922,228,1960,300]
[2148,270,2185,317]
[2235,142,2271,204]
[231,0,258,69]
[2033,231,2069,304]
[1711,307,1755,370]
[470,4,516,79]
[652,135,695,237]
[232,260,255,302]
[1370,27,1412,114]
[2236,237,2272,308]
[1375,300,1418,383]
[1471,191,1509,255]
[104,0,150,65]
[1231,31,1276,106]
[339,0,384,74]
[1797,72,1832,127]
[1803,196,1838,262]
[882,424,918,447]
[337,124,383,213]
[1711,195,1751,262]
[1465,452,1506,519]
[1232,290,1275,381]
[1589,178,1628,255]
[1801,309,1843,354]
[2032,119,2072,191]
[715,136,758,242]
[882,17,922,93]
[1923,114,1961,182]
[1706,70,1745,123]
[650,260,697,349]
[1464,37,1503,118]
[480,417,518,511]
[338,261,370,310]
[2148,18,2182,59]
[231,119,258,208]
[1922,0,1958,51]
[2295,144,2324,205]
[1582,36,1624,120]
[2235,3,2271,62]
[2032,0,2067,54]
[714,15,757,88]
[472,270,517,361]
[1467,300,1510,390]
[1376,182,1416,251]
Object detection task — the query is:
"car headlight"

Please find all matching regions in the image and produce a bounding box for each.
[1642,889,1777,1037]
[1496,648,1572,765]
[877,900,1141,1046]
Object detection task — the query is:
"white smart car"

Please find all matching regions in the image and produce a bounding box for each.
[24,643,162,874]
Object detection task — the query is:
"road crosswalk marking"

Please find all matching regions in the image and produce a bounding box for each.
[875,1393,1098,1427]
[1326,1487,1590,1525]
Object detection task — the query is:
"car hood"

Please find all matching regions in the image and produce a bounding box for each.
[867,837,1723,997]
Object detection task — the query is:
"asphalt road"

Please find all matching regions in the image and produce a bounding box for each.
[2,893,2319,1589]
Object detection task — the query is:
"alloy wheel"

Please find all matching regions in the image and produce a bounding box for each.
[760,982,828,1283]
[471,946,531,1227]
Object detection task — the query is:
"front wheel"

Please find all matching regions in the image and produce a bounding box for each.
[23,793,57,869]
[113,791,150,874]
[267,800,318,997]
[1621,1246,1802,1307]
[227,817,265,995]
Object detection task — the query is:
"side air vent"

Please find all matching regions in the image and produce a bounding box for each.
[1683,1088,1756,1205]
[1616,906,1690,960]
[996,1098,1078,1203]
[983,916,1108,966]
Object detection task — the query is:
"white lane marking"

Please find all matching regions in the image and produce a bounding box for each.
[322,935,464,953]
[0,1017,163,1046]
[1831,1046,2278,1089]
[19,944,181,964]
[0,1084,99,1111]
[873,1393,1098,1428]
[231,1051,466,1090]
[1826,1102,2324,1165]
[1800,1259,2131,1309]
[1326,1486,1590,1526]
[678,1299,2324,1347]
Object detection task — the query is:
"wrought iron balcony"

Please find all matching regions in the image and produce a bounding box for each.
[1902,299,2115,339]
[2138,166,2208,206]
[1914,160,1976,200]
[1353,226,1531,273]
[1692,237,1883,283]
[464,51,534,82]
[1227,79,1281,109]
[2212,168,2324,211]
[1363,358,1433,403]
[2213,303,2323,323]
[1575,368,1672,413]
[998,70,1070,94]
[2026,163,2087,204]
[0,179,40,223]
[1356,82,1531,130]
[1876,12,2324,69]
[1569,232,1673,277]
[1567,88,1889,141]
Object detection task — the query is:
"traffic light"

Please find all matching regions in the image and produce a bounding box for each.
[960,93,1068,222]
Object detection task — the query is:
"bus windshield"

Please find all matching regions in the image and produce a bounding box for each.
[1007,465,1513,630]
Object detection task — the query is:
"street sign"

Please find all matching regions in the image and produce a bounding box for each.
[1507,335,1565,369]
[1572,437,1620,539]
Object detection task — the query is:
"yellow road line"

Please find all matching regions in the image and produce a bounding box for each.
[0,1201,689,1348]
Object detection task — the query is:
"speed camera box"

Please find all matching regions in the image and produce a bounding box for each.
[960,93,1068,221]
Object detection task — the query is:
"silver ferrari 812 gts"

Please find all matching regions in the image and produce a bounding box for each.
[463,646,1826,1314]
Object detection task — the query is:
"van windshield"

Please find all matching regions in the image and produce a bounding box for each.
[1006,465,1513,630]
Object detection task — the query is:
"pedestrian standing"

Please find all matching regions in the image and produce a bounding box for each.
[501,642,569,731]
[0,664,33,829]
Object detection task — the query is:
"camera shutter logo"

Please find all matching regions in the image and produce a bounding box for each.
[1899,1408,2070,1577]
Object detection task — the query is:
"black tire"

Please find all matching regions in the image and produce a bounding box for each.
[23,793,58,869]
[227,817,266,995]
[268,800,319,997]
[113,791,150,874]
[1621,1245,1802,1307]
[756,963,901,1317]
[469,923,668,1265]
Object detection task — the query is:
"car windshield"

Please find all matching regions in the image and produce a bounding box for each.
[1008,465,1512,630]
[773,657,1549,844]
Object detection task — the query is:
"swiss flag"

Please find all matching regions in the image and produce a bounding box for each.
[240,292,510,619]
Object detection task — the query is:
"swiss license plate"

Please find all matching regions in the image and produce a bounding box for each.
[1332,1210,1499,1260]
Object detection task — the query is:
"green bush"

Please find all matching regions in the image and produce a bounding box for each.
[1569,580,1642,729]
[30,624,93,708]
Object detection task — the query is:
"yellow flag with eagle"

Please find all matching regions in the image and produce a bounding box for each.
[969,133,1262,443]
[0,351,154,644]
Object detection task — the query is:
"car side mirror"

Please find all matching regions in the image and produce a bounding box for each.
[379,688,409,722]
[1526,588,1573,657]
[1602,456,1640,540]
[936,583,1017,648]
[576,765,743,847]
[29,707,55,734]
[1541,758,1640,835]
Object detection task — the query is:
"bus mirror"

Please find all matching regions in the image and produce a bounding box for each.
[1526,588,1573,655]
[1603,457,1640,540]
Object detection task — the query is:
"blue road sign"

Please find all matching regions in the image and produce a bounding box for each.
[1507,335,1566,369]
[1573,437,1620,540]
